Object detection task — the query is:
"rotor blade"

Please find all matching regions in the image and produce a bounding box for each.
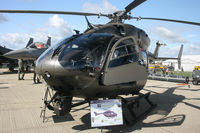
[0,10,108,17]
[125,0,146,13]
[131,16,200,26]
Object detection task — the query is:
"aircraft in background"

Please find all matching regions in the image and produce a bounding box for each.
[0,38,35,71]
[0,45,18,71]
[3,37,51,60]
[148,41,183,69]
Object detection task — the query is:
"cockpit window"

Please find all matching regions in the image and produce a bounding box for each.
[28,42,48,49]
[141,51,148,66]
[36,36,74,65]
[109,38,139,68]
[35,43,45,48]
[58,33,113,67]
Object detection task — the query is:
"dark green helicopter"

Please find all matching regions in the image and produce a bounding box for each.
[1,0,200,116]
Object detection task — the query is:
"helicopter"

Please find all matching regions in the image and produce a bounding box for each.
[148,41,183,69]
[3,37,51,60]
[0,0,200,116]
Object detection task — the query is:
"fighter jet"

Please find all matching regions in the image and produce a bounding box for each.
[0,45,17,71]
[3,37,51,60]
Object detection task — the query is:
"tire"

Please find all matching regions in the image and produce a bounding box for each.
[54,96,72,116]
[37,77,40,83]
[185,77,189,84]
[9,66,14,71]
[192,80,198,85]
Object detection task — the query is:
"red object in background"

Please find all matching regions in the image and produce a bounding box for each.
[35,43,45,49]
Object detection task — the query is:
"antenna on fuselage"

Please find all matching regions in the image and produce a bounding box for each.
[85,16,93,29]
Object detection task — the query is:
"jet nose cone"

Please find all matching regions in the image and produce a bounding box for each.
[3,49,27,59]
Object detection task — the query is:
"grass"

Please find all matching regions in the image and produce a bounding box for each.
[150,69,192,78]
[172,71,192,78]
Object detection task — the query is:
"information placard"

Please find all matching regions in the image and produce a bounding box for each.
[90,99,123,127]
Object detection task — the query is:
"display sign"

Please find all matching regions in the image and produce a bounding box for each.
[90,99,123,127]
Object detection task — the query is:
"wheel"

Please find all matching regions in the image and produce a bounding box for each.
[26,66,31,72]
[9,66,14,71]
[185,77,189,84]
[54,96,72,116]
[37,77,40,83]
[192,80,198,85]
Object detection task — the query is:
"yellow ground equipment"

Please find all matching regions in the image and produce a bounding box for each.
[194,66,200,70]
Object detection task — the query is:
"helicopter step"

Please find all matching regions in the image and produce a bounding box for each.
[121,92,157,125]
[40,87,54,122]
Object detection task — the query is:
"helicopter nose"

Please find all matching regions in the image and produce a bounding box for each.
[35,57,45,75]
[3,49,28,59]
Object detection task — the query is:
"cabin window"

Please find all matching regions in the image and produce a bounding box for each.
[141,51,148,66]
[108,39,139,68]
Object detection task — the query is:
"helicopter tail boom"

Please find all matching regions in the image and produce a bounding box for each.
[154,44,183,69]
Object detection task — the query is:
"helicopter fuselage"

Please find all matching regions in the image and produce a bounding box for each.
[36,23,150,99]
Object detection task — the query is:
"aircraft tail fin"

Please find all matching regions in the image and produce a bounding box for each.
[152,44,184,70]
[46,37,51,46]
[94,112,98,116]
[25,38,33,48]
[153,41,166,58]
[178,44,183,69]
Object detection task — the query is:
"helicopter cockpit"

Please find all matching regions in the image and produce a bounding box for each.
[57,33,113,69]
[36,32,149,74]
[28,42,48,49]
[36,32,148,87]
[37,33,114,70]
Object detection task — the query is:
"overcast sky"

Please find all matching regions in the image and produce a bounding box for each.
[0,0,200,57]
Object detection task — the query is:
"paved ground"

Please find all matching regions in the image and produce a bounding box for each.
[0,68,200,133]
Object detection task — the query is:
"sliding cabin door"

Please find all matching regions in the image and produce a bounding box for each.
[102,36,148,85]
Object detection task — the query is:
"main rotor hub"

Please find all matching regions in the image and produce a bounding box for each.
[107,10,132,23]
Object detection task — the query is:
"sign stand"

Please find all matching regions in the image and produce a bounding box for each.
[90,99,123,127]
[90,92,156,127]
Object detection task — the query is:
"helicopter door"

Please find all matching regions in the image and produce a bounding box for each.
[102,36,147,85]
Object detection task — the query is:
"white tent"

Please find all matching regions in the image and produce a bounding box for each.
[162,55,200,72]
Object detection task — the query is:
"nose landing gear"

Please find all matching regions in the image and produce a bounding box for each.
[53,95,72,116]
[40,87,88,122]
[40,87,72,122]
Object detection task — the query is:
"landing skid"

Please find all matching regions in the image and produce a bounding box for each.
[121,92,157,125]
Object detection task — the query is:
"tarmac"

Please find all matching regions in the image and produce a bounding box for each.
[0,68,200,133]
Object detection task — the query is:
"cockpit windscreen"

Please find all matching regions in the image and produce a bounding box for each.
[28,42,48,49]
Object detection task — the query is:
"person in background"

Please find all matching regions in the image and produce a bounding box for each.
[18,59,25,80]
[33,60,41,83]
[166,68,169,75]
